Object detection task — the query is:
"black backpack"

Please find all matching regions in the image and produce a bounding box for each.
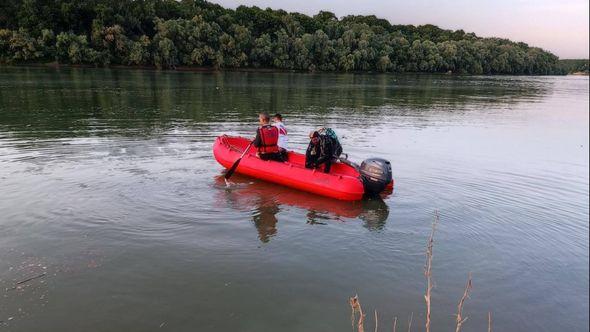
[324,128,343,158]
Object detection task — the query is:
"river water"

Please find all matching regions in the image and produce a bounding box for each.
[0,67,588,332]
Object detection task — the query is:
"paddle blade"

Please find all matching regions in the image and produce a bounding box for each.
[224,157,242,179]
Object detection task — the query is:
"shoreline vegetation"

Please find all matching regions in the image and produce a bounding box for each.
[349,212,486,332]
[558,59,590,75]
[4,61,590,76]
[0,0,583,75]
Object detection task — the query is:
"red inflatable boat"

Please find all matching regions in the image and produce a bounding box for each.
[213,135,393,201]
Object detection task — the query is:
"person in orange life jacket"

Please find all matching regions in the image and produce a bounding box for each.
[272,113,288,161]
[252,112,285,162]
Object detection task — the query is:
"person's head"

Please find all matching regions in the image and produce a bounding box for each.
[272,113,283,123]
[309,131,320,144]
[258,112,271,125]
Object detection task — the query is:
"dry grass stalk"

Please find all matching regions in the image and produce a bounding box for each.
[349,295,366,332]
[455,273,473,332]
[374,310,378,332]
[348,211,491,332]
[424,211,439,332]
[350,296,356,332]
[358,306,365,332]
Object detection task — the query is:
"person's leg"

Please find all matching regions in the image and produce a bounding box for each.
[260,153,284,162]
[324,159,332,173]
[270,152,284,162]
[279,148,288,161]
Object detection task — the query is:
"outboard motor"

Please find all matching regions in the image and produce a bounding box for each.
[360,158,393,196]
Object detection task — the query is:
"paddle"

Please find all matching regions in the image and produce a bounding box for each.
[225,141,254,180]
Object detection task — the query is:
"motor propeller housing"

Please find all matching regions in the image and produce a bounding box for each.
[359,158,393,195]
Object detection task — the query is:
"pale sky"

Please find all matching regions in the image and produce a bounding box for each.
[212,0,589,59]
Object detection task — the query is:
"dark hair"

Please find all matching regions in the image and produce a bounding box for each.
[259,112,270,123]
[273,113,283,121]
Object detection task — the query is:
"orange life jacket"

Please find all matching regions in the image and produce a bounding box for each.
[258,125,280,154]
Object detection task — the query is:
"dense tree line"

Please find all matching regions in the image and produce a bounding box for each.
[0,0,565,74]
[558,59,589,74]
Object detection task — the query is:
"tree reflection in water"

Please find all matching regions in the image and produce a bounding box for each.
[215,175,391,242]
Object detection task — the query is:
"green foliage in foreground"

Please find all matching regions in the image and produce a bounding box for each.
[558,59,589,74]
[0,0,565,74]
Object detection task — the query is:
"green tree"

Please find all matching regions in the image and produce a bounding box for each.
[55,32,96,64]
[127,35,151,65]
[0,0,564,74]
[92,23,131,64]
[376,55,391,72]
[9,28,43,62]
[273,29,292,69]
[250,33,273,67]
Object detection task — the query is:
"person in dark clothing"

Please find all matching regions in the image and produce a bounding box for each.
[252,112,284,162]
[305,131,334,173]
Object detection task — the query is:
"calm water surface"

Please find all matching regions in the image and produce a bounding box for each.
[0,67,588,331]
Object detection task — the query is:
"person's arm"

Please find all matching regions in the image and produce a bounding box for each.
[252,128,261,147]
[316,154,329,164]
[305,144,316,168]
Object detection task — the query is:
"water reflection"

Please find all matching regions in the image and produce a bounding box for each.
[359,198,391,231]
[0,67,587,332]
[214,175,390,242]
[250,197,280,243]
[0,67,553,140]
